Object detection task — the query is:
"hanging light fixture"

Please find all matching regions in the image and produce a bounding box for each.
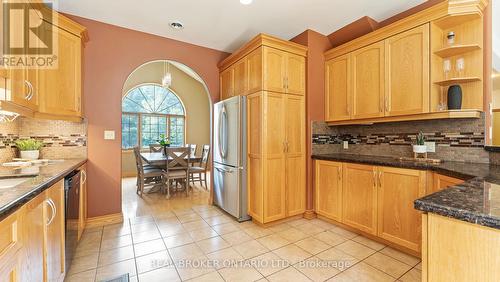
[161,61,172,89]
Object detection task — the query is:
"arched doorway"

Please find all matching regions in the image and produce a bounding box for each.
[120,60,213,216]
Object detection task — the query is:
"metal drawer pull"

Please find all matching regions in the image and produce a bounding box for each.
[24,80,34,100]
[46,198,56,226]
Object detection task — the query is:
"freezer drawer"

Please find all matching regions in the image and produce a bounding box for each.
[213,163,249,221]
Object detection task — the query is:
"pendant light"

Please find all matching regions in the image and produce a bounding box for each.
[161,61,172,89]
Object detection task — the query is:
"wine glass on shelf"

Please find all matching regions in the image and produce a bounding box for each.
[443,59,451,80]
[456,58,465,78]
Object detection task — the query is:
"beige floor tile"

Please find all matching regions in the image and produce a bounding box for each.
[95,259,137,281]
[379,247,420,267]
[98,245,135,267]
[276,227,308,242]
[164,234,195,248]
[138,266,181,282]
[294,257,341,282]
[286,218,310,227]
[352,235,386,251]
[206,247,244,269]
[266,223,291,233]
[197,209,223,219]
[257,234,291,250]
[243,226,274,239]
[136,250,173,274]
[414,262,422,270]
[183,220,211,231]
[329,226,358,239]
[294,237,331,255]
[159,224,187,237]
[189,227,219,241]
[222,230,254,245]
[156,216,180,227]
[315,248,358,271]
[237,220,257,229]
[153,210,176,220]
[212,222,241,235]
[249,252,287,277]
[74,240,100,259]
[327,262,394,282]
[399,268,421,282]
[335,240,376,260]
[196,236,231,254]
[204,215,233,226]
[178,213,203,223]
[130,221,158,234]
[187,271,224,282]
[233,240,270,259]
[294,222,326,236]
[67,252,99,275]
[309,219,337,230]
[129,215,155,225]
[364,252,412,278]
[134,238,166,257]
[174,256,215,280]
[272,244,313,265]
[101,234,133,250]
[132,229,162,244]
[173,207,196,216]
[313,231,347,247]
[83,226,104,235]
[267,266,311,282]
[218,266,264,282]
[102,224,132,240]
[64,268,96,282]
[169,243,206,261]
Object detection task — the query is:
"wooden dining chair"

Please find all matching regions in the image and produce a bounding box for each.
[189,144,197,157]
[133,147,163,196]
[190,145,210,189]
[162,147,191,198]
[149,143,163,153]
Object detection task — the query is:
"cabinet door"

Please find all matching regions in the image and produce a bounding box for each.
[79,166,88,240]
[0,254,22,282]
[285,53,306,95]
[263,92,286,222]
[247,47,263,95]
[325,55,351,122]
[285,95,305,216]
[0,209,23,282]
[233,59,248,96]
[351,41,385,119]
[385,24,429,116]
[38,25,82,117]
[247,92,264,222]
[377,167,426,252]
[315,160,343,221]
[220,67,234,100]
[45,181,65,282]
[19,193,45,281]
[432,174,463,194]
[342,163,378,235]
[263,47,286,93]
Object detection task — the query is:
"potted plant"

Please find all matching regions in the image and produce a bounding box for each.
[157,134,171,155]
[413,132,427,154]
[15,139,44,160]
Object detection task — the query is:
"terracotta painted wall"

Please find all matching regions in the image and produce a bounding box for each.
[290,30,332,212]
[65,14,228,217]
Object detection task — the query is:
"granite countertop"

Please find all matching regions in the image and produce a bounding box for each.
[312,153,500,230]
[0,158,87,220]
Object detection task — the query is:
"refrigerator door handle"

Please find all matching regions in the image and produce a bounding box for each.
[215,167,234,173]
[218,105,227,159]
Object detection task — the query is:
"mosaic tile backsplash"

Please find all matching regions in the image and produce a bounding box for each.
[0,117,87,162]
[312,116,491,163]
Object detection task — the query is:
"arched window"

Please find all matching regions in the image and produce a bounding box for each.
[122,84,185,149]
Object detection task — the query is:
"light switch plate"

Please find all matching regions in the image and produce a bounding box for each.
[343,141,349,149]
[104,130,115,140]
[425,142,436,153]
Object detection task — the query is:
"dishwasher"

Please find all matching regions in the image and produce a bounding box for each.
[64,170,81,273]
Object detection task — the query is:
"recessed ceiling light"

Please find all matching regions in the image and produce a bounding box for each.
[240,0,253,5]
[170,21,184,30]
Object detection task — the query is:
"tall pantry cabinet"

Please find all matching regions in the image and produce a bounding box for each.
[218,34,307,224]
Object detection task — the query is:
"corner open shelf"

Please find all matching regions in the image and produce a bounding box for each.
[433,44,481,58]
[433,77,481,86]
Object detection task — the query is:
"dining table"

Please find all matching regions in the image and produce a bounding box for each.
[140,152,202,166]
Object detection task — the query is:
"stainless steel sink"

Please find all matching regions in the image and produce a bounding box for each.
[0,177,32,189]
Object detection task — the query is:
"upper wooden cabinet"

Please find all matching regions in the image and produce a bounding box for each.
[324,0,486,125]
[385,24,430,116]
[219,34,307,100]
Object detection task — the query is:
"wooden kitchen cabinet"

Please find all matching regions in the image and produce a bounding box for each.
[432,173,464,194]
[220,67,234,100]
[315,160,343,221]
[262,47,287,94]
[284,53,306,95]
[351,41,385,120]
[78,165,88,240]
[45,180,65,282]
[385,24,429,116]
[247,47,263,95]
[377,166,426,252]
[233,59,248,96]
[325,54,351,122]
[0,208,24,282]
[342,163,378,235]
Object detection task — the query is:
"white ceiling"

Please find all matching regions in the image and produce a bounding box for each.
[56,0,426,52]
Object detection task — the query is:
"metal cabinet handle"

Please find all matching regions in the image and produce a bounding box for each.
[46,198,56,226]
[24,80,33,100]
[81,170,87,185]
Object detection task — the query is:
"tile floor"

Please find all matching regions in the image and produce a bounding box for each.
[65,178,422,282]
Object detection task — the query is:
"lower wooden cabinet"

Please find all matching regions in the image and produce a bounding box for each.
[342,163,378,235]
[432,173,464,194]
[315,160,343,221]
[0,208,23,282]
[45,181,65,282]
[78,165,88,240]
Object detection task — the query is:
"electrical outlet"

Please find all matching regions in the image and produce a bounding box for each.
[104,130,115,140]
[343,141,349,149]
[425,142,436,153]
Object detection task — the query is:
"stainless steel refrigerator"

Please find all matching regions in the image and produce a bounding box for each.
[213,96,250,222]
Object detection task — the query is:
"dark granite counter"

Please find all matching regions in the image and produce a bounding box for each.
[312,153,500,230]
[0,159,87,220]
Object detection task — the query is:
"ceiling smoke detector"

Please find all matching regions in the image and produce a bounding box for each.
[169,21,184,30]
